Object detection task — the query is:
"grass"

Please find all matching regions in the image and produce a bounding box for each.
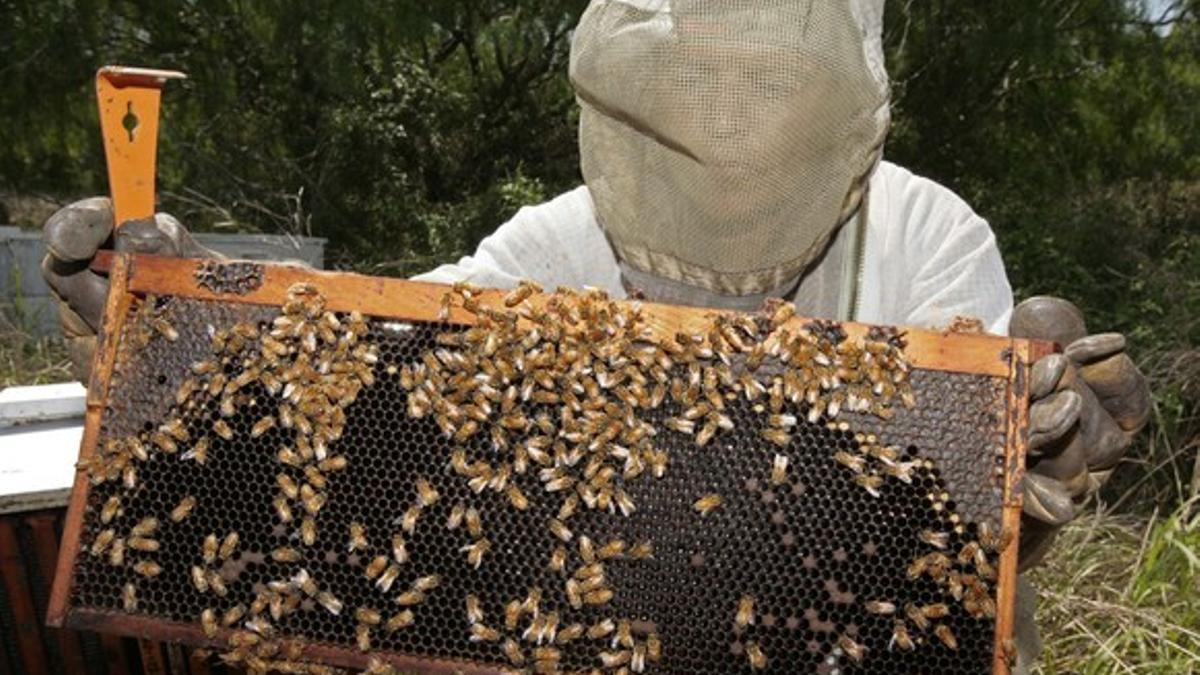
[0,323,73,387]
[1032,501,1200,674]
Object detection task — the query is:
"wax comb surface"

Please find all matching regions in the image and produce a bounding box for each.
[49,254,1043,674]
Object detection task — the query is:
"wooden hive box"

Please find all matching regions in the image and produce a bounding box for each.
[48,253,1049,674]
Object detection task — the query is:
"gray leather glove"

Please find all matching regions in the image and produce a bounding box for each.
[1009,296,1151,571]
[41,197,222,381]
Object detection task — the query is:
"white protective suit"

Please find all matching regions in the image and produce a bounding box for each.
[415,160,1014,334]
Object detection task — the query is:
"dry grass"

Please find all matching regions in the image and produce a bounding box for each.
[1031,501,1200,674]
[0,323,73,387]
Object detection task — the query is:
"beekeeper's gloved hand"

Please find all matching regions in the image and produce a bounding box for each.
[1009,296,1151,570]
[40,197,222,381]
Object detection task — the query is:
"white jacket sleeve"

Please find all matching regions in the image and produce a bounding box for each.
[412,186,624,294]
[865,163,1014,335]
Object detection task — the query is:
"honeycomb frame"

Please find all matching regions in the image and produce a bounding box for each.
[47,253,1051,674]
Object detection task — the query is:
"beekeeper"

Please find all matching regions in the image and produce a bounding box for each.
[42,1,1149,670]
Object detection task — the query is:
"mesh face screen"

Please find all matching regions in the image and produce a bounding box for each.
[53,258,1028,675]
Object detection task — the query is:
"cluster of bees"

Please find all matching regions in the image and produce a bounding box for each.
[194,259,265,295]
[83,283,389,674]
[398,281,926,671]
[825,427,1013,658]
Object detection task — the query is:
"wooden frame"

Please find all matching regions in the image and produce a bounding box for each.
[49,253,1053,675]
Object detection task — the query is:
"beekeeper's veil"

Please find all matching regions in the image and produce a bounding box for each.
[570,0,890,299]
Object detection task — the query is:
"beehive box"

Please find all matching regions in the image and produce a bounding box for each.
[48,254,1049,674]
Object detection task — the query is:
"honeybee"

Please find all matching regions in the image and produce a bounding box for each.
[318,455,348,473]
[506,484,529,511]
[390,534,408,564]
[584,588,614,606]
[587,618,615,640]
[304,465,327,490]
[664,417,695,435]
[317,591,343,615]
[356,624,372,652]
[122,464,137,489]
[128,536,159,552]
[469,623,501,643]
[890,619,915,651]
[935,623,958,650]
[415,478,439,507]
[273,495,293,523]
[207,570,228,597]
[394,589,425,606]
[548,518,573,542]
[151,318,178,341]
[190,566,209,593]
[400,505,422,535]
[865,600,896,615]
[300,518,317,546]
[838,634,866,663]
[90,529,116,556]
[504,600,522,631]
[170,496,196,523]
[770,454,789,485]
[354,607,382,626]
[920,529,949,549]
[598,540,626,560]
[736,595,756,627]
[222,604,245,626]
[461,538,491,569]
[131,517,158,537]
[181,437,209,464]
[413,574,440,592]
[745,641,767,670]
[201,608,218,637]
[761,428,791,447]
[133,560,162,577]
[834,450,866,474]
[854,473,884,497]
[219,532,239,560]
[385,610,414,632]
[556,622,584,645]
[127,437,148,462]
[100,496,121,524]
[905,603,930,631]
[271,547,301,563]
[360,555,388,581]
[921,602,951,619]
[376,564,401,593]
[692,493,722,516]
[629,541,654,560]
[108,538,125,567]
[464,594,484,625]
[445,502,465,530]
[958,541,981,566]
[502,637,525,666]
[647,632,663,662]
[768,413,797,428]
[548,546,567,574]
[202,534,219,564]
[599,651,631,668]
[347,522,367,552]
[121,583,138,612]
[213,419,234,441]
[978,521,1015,553]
